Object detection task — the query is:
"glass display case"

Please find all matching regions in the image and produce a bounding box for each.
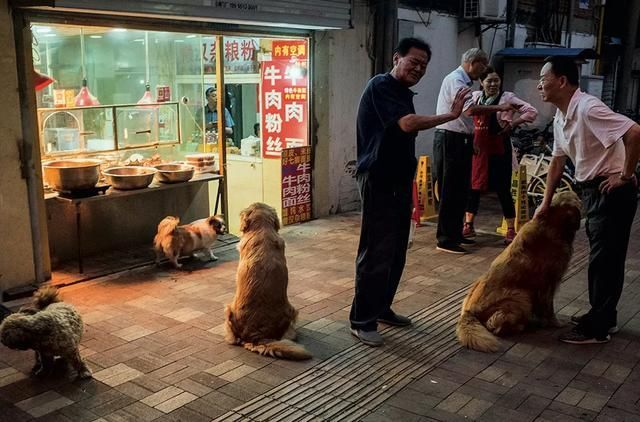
[37,102,179,157]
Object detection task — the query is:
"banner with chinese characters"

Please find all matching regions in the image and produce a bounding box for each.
[281,146,312,226]
[272,40,308,60]
[177,37,259,75]
[260,39,309,158]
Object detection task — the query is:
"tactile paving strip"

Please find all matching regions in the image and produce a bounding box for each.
[215,244,590,421]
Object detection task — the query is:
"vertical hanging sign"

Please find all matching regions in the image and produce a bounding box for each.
[261,39,309,158]
[281,146,312,225]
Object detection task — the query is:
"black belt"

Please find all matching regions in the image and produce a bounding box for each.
[576,176,606,190]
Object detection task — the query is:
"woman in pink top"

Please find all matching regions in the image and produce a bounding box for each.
[462,66,538,244]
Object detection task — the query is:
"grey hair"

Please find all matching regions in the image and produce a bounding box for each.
[461,48,488,65]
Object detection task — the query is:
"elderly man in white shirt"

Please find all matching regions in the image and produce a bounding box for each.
[433,48,488,254]
[537,56,640,345]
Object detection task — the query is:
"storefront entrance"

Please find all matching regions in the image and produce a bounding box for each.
[25,19,311,283]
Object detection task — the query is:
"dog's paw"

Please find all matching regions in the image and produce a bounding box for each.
[32,366,52,378]
[76,369,93,380]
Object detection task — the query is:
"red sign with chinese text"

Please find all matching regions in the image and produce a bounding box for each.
[260,53,309,158]
[281,146,312,226]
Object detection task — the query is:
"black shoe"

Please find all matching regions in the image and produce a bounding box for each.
[559,327,610,344]
[570,314,619,334]
[378,311,412,327]
[350,328,384,346]
[459,238,476,245]
[436,244,468,254]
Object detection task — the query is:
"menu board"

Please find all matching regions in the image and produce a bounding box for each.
[260,39,309,158]
[281,146,312,225]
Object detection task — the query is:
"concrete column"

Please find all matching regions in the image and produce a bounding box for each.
[0,0,39,292]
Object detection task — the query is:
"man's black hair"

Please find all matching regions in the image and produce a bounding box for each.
[394,37,432,61]
[544,56,580,86]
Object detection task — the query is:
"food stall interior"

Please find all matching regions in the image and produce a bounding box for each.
[31,22,309,279]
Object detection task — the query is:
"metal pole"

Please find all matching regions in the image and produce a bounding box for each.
[215,36,229,221]
[506,0,518,48]
[566,0,575,47]
[595,0,606,75]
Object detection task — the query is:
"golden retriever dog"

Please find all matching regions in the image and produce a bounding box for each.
[154,215,226,268]
[224,202,311,360]
[456,191,582,352]
[0,287,91,379]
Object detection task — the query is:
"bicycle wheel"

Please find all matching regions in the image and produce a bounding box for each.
[528,176,575,211]
[528,176,546,210]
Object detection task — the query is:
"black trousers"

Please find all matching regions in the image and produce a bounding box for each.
[433,129,474,246]
[350,172,412,331]
[578,181,637,337]
[467,188,516,219]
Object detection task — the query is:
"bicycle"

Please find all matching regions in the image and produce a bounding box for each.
[512,120,577,209]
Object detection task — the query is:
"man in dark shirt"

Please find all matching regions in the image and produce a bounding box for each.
[351,37,470,346]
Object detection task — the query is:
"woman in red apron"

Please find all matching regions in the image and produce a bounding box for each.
[462,67,538,244]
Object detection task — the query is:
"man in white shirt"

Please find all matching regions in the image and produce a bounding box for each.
[537,56,640,344]
[433,48,488,254]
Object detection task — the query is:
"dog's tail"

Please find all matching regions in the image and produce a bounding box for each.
[157,216,180,238]
[32,286,61,310]
[243,340,312,361]
[456,311,499,353]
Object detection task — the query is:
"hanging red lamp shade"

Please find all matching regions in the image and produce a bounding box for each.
[137,84,154,104]
[74,78,100,106]
[34,69,55,91]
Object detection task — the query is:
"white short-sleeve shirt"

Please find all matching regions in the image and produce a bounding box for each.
[552,89,634,182]
[436,67,474,134]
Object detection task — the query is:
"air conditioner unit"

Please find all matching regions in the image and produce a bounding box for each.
[464,0,500,19]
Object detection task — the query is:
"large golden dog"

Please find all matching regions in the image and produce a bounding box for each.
[456,191,582,352]
[224,203,311,360]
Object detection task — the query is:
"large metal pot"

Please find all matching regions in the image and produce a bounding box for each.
[153,163,195,183]
[103,166,157,190]
[43,159,102,191]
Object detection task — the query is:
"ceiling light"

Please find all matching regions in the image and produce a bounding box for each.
[112,28,127,32]
[35,26,51,33]
[186,35,197,39]
[89,35,102,39]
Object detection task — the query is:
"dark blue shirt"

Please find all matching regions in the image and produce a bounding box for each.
[356,73,417,183]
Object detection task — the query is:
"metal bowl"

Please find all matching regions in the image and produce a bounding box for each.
[103,166,157,190]
[43,159,102,191]
[153,163,195,183]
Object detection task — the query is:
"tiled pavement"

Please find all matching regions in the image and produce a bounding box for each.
[1,205,640,421]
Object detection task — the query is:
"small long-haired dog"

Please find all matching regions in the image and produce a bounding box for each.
[154,215,226,268]
[224,203,311,360]
[457,191,582,353]
[0,287,91,379]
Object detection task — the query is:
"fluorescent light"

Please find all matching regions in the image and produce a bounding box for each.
[35,26,51,33]
[186,35,197,39]
[133,39,144,42]
[44,33,57,37]
[174,39,184,43]
[112,28,127,32]
[90,35,102,39]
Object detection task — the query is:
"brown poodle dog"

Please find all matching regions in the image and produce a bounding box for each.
[224,202,311,360]
[0,287,91,379]
[457,191,582,353]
